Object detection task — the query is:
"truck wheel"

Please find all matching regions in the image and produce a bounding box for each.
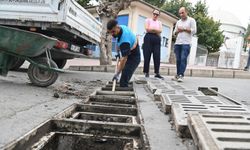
[28,58,58,87]
[54,59,67,69]
[10,57,25,70]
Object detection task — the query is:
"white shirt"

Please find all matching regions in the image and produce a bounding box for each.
[174,17,197,45]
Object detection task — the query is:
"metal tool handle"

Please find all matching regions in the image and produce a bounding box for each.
[112,57,119,92]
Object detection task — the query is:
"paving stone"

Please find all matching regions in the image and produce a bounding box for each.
[188,112,250,150]
[191,69,213,77]
[213,70,234,78]
[68,66,80,71]
[168,67,177,76]
[79,66,92,71]
[106,65,116,72]
[172,103,249,138]
[92,65,106,72]
[234,70,250,79]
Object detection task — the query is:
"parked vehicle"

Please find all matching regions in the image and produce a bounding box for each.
[0,0,102,69]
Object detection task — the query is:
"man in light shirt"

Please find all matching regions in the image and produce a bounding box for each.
[173,7,196,82]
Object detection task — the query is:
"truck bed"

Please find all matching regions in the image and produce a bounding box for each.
[0,0,102,45]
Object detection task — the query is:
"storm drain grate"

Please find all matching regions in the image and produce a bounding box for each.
[188,112,250,150]
[171,103,249,138]
[160,94,205,114]
[4,82,149,150]
[170,84,186,90]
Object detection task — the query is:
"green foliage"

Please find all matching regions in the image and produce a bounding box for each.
[195,14,224,53]
[144,0,166,8]
[162,0,224,53]
[245,24,250,41]
[77,0,91,7]
[161,0,193,17]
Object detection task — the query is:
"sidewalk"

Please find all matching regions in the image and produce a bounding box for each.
[66,58,250,79]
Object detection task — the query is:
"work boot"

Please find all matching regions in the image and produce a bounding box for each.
[145,73,149,78]
[177,75,183,82]
[155,74,164,80]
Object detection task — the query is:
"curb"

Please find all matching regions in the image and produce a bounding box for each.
[68,65,250,79]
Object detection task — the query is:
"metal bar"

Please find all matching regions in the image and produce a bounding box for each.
[207,87,242,105]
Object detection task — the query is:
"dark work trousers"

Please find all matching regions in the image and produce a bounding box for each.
[120,45,141,87]
[174,44,191,76]
[143,33,161,74]
[245,50,250,69]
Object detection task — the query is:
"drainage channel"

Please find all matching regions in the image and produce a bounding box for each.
[136,76,250,149]
[4,82,149,150]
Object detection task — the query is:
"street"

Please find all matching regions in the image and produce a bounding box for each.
[0,69,250,149]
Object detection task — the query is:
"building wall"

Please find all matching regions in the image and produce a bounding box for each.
[125,4,175,63]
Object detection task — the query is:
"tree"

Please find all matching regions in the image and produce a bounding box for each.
[192,1,224,53]
[144,0,166,8]
[243,24,250,51]
[77,0,137,65]
[77,0,91,7]
[161,0,193,17]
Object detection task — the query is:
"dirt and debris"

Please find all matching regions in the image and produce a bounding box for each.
[53,79,106,100]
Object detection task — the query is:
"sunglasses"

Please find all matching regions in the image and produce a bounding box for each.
[153,13,159,16]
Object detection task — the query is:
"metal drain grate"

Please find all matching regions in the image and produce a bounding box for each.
[188,112,250,150]
[4,82,149,150]
[170,84,186,90]
[182,90,203,96]
[194,95,223,105]
[172,103,249,138]
[160,95,195,114]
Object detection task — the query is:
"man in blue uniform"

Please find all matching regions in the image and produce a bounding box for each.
[107,19,141,87]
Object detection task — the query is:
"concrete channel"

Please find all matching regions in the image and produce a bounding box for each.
[143,76,250,150]
[3,76,250,150]
[3,82,149,150]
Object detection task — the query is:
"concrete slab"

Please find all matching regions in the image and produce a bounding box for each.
[134,83,188,150]
[79,66,92,71]
[172,103,249,138]
[191,69,213,77]
[213,70,234,78]
[188,112,250,150]
[68,66,80,71]
[92,65,106,72]
[234,70,250,79]
[169,67,177,76]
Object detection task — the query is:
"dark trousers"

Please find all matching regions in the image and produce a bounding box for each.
[143,33,161,74]
[174,44,190,76]
[245,51,250,69]
[120,46,141,87]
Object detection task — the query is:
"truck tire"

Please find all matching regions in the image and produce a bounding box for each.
[28,57,58,87]
[54,59,67,69]
[10,57,25,70]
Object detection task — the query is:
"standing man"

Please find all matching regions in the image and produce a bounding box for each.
[173,7,196,82]
[107,19,141,87]
[143,9,164,79]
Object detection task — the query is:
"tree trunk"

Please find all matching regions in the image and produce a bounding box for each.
[96,0,137,65]
[99,17,112,65]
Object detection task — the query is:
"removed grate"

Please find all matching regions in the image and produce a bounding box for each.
[188,112,250,150]
[171,103,249,138]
